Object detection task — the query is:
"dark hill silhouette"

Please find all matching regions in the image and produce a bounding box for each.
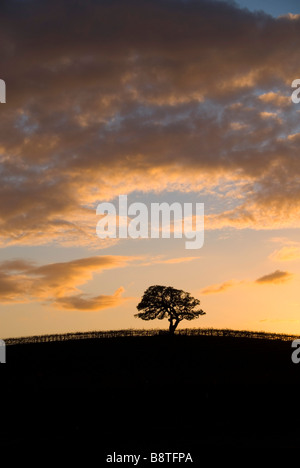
[4,326,298,345]
[2,329,300,454]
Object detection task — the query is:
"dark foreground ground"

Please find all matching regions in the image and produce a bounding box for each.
[1,333,300,459]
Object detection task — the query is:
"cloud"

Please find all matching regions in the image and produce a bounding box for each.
[159,256,199,264]
[255,270,293,284]
[54,287,127,311]
[201,280,239,295]
[258,91,291,108]
[140,255,200,266]
[279,13,300,21]
[270,246,300,261]
[155,256,200,265]
[201,269,294,294]
[0,255,133,309]
[1,0,300,245]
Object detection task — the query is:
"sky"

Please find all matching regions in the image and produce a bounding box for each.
[232,0,300,17]
[1,0,300,338]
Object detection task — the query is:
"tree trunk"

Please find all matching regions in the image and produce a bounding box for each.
[169,318,180,335]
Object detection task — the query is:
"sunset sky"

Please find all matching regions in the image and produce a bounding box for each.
[1,0,300,339]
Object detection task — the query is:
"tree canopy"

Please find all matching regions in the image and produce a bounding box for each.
[135,285,205,334]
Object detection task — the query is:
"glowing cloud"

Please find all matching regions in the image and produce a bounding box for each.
[201,269,294,294]
[270,246,300,262]
[0,256,133,310]
[1,0,300,246]
[201,280,239,295]
[54,287,127,311]
[255,270,293,284]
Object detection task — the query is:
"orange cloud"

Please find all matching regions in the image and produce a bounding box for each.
[201,270,294,294]
[255,270,293,284]
[0,256,133,310]
[258,92,290,108]
[270,246,300,262]
[201,280,239,295]
[140,255,200,267]
[1,0,300,247]
[160,257,199,264]
[54,287,127,311]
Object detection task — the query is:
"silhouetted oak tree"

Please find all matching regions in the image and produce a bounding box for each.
[135,285,205,334]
